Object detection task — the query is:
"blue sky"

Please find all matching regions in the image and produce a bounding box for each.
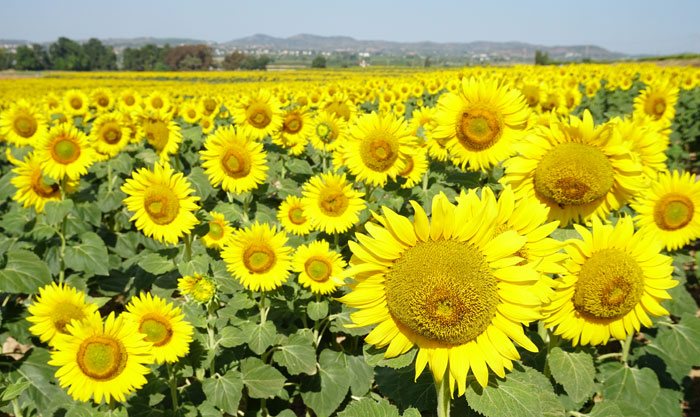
[2,0,698,55]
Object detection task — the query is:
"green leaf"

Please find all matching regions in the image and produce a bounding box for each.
[187,167,214,200]
[588,401,624,417]
[201,369,243,415]
[547,347,596,403]
[375,364,436,412]
[0,250,52,293]
[465,366,564,417]
[664,284,698,317]
[301,349,351,417]
[286,158,314,175]
[240,357,286,399]
[218,324,252,348]
[338,397,401,417]
[9,348,72,413]
[273,329,318,375]
[644,314,700,382]
[599,364,683,417]
[138,252,176,275]
[307,300,329,320]
[43,199,74,226]
[64,231,109,276]
[247,321,277,355]
[1,378,31,401]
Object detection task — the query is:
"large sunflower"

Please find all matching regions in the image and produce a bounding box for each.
[221,222,293,292]
[292,240,346,295]
[231,89,283,140]
[199,126,268,194]
[340,193,547,395]
[121,161,200,244]
[49,312,153,403]
[502,111,644,226]
[631,170,700,251]
[0,99,47,147]
[432,77,530,171]
[9,152,77,213]
[27,283,99,346]
[301,172,366,234]
[63,90,90,118]
[543,217,676,346]
[344,112,416,187]
[35,123,97,181]
[122,293,194,364]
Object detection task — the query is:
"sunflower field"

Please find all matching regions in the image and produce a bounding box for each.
[0,64,699,417]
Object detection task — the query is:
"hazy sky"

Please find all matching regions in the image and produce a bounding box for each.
[2,0,698,55]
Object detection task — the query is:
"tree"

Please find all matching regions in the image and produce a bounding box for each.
[50,37,88,70]
[83,38,117,70]
[15,44,49,70]
[240,55,271,70]
[0,48,13,70]
[222,51,246,70]
[121,44,169,71]
[535,50,551,65]
[164,44,213,71]
[311,55,327,68]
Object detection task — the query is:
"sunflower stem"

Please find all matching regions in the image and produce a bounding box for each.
[206,300,218,376]
[435,373,451,417]
[106,159,113,193]
[183,234,192,262]
[620,334,634,366]
[259,292,269,324]
[167,363,180,414]
[11,398,22,417]
[57,177,69,286]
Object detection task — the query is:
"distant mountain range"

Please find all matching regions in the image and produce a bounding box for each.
[0,34,628,62]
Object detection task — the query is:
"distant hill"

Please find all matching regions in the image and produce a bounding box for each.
[220,33,627,61]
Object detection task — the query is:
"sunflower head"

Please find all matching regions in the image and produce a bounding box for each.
[27,283,99,345]
[293,240,346,295]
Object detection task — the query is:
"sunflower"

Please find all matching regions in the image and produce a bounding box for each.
[456,186,565,302]
[200,115,216,135]
[144,91,171,113]
[293,240,346,295]
[231,89,283,140]
[221,222,293,292]
[322,93,357,122]
[26,283,99,346]
[180,101,201,124]
[63,90,90,117]
[432,77,531,171]
[90,113,131,158]
[301,172,366,234]
[9,152,77,213]
[274,107,313,156]
[202,211,235,249]
[502,110,644,226]
[0,99,47,147]
[344,112,416,187]
[139,109,182,162]
[199,96,220,118]
[277,195,313,236]
[121,161,200,244]
[309,111,348,153]
[543,217,676,346]
[633,80,679,129]
[49,311,153,403]
[200,126,268,194]
[178,273,217,303]
[35,123,97,181]
[122,293,194,364]
[631,170,700,251]
[118,89,141,112]
[340,193,547,396]
[91,88,115,114]
[613,116,668,180]
[398,147,429,189]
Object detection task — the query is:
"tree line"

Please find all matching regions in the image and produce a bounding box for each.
[0,37,273,71]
